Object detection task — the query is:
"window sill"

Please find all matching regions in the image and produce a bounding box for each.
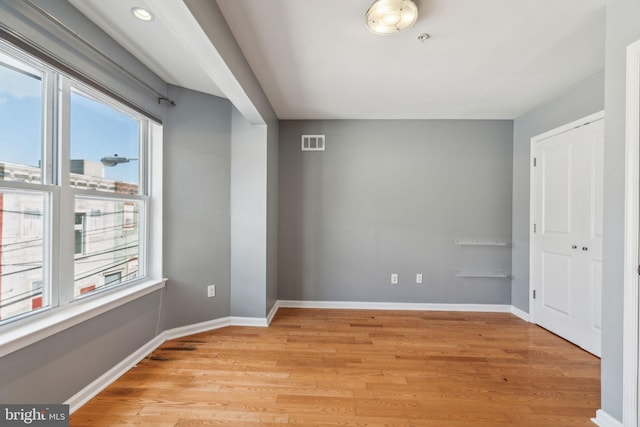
[0,278,167,359]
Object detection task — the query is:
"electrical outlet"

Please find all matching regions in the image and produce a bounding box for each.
[391,273,398,285]
[207,285,216,298]
[416,273,423,284]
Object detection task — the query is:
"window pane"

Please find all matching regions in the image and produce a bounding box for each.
[0,189,48,322]
[74,213,85,255]
[74,197,141,297]
[70,89,140,194]
[0,50,44,183]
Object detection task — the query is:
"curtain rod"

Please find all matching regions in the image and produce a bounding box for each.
[0,24,162,123]
[20,0,176,107]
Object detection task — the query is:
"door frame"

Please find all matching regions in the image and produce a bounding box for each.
[528,110,605,326]
[623,38,640,427]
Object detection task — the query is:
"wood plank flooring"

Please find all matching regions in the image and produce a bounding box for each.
[71,309,600,426]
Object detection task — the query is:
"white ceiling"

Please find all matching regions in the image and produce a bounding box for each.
[70,0,606,120]
[69,0,227,99]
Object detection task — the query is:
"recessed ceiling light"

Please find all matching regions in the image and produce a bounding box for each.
[365,0,418,35]
[131,7,154,22]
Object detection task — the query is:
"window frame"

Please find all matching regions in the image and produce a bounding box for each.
[0,38,164,353]
[61,77,150,300]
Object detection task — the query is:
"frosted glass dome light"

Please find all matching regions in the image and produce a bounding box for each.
[365,0,418,35]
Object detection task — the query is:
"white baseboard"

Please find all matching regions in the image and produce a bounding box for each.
[163,317,232,341]
[277,299,512,313]
[592,410,623,427]
[266,302,279,325]
[65,315,266,414]
[510,306,530,322]
[229,316,269,327]
[65,334,164,413]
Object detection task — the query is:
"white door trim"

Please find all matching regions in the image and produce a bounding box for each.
[528,110,605,325]
[623,38,640,427]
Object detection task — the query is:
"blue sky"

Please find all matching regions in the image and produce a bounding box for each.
[0,61,139,184]
[70,91,139,184]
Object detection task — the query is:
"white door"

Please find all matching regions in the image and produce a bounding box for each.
[532,117,603,356]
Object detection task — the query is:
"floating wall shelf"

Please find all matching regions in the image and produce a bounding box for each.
[455,270,510,279]
[454,239,510,247]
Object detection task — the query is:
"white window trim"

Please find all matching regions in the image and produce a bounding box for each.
[0,41,165,356]
[0,122,167,357]
[0,278,166,358]
[0,120,163,358]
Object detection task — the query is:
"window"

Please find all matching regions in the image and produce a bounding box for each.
[0,47,44,182]
[123,203,135,229]
[104,272,122,287]
[73,198,142,297]
[21,206,43,239]
[69,88,141,195]
[0,190,48,321]
[0,39,161,325]
[74,213,85,255]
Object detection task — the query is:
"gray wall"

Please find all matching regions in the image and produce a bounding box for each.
[511,72,605,312]
[601,0,640,420]
[0,292,161,403]
[279,120,513,303]
[266,119,279,314]
[162,86,232,329]
[228,110,279,319]
[185,0,280,319]
[0,0,168,404]
[230,108,267,318]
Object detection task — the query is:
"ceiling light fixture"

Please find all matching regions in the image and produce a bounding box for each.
[131,7,154,22]
[365,0,418,35]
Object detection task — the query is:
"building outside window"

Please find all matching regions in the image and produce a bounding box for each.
[0,39,160,324]
[21,206,43,239]
[0,189,47,319]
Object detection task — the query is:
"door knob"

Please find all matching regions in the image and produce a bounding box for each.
[582,247,588,251]
[571,245,577,249]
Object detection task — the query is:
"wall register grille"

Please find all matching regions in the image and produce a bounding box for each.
[301,135,325,151]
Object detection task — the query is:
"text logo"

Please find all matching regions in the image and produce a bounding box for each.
[0,405,69,426]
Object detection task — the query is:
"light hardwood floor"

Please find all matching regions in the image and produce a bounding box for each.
[71,308,600,426]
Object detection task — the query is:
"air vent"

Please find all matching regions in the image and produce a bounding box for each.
[301,134,325,151]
